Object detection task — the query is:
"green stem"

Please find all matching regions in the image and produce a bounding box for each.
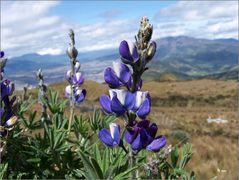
[68,85,75,133]
[129,149,136,179]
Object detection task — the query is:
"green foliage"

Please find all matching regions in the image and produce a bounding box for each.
[89,109,117,132]
[160,143,195,180]
[41,89,67,115]
[77,145,140,180]
[0,163,8,179]
[1,88,194,179]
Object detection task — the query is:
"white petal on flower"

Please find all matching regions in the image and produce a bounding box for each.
[112,61,121,77]
[109,89,115,100]
[135,91,148,108]
[75,72,82,81]
[75,88,82,95]
[115,89,126,105]
[65,85,71,95]
[5,116,18,126]
[127,41,134,55]
[66,70,71,79]
[109,123,119,139]
[109,89,126,105]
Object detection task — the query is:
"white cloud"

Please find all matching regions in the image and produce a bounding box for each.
[1,1,238,58]
[37,48,62,55]
[154,1,238,39]
[1,1,68,57]
[158,1,237,21]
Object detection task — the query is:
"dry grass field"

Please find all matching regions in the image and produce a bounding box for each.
[15,79,238,179]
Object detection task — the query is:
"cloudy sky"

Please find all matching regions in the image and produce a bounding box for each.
[1,1,238,57]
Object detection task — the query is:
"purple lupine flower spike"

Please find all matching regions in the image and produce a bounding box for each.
[99,123,121,147]
[65,29,86,105]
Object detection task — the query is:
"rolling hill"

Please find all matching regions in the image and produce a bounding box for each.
[5,36,238,89]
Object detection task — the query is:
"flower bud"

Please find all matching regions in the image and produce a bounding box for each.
[36,69,43,80]
[74,61,81,72]
[146,41,156,62]
[67,46,78,59]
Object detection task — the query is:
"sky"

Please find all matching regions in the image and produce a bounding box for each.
[1,0,238,57]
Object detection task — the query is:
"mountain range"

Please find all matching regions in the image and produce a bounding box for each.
[5,36,238,89]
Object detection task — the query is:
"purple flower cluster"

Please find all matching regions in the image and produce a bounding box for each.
[99,17,166,153]
[65,30,86,103]
[0,51,18,138]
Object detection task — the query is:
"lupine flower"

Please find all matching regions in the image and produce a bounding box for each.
[119,40,139,64]
[98,123,120,147]
[100,89,151,118]
[0,51,7,80]
[65,85,86,103]
[0,51,18,138]
[66,71,84,86]
[65,29,86,104]
[104,62,131,88]
[0,116,18,137]
[1,79,14,100]
[125,120,166,152]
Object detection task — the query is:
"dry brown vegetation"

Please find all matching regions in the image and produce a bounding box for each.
[15,79,238,179]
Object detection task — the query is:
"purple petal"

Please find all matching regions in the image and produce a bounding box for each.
[73,72,84,85]
[131,132,143,151]
[66,70,72,81]
[100,95,112,114]
[124,91,135,110]
[141,129,153,148]
[137,120,150,128]
[124,127,139,144]
[111,95,125,116]
[136,99,151,119]
[109,123,120,145]
[147,123,158,138]
[1,80,13,99]
[119,40,133,61]
[75,89,86,103]
[0,108,4,118]
[118,63,131,84]
[146,135,167,152]
[0,51,4,58]
[104,67,120,88]
[99,128,114,147]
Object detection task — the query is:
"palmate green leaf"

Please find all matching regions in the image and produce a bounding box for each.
[74,115,89,139]
[78,149,104,179]
[89,109,117,132]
